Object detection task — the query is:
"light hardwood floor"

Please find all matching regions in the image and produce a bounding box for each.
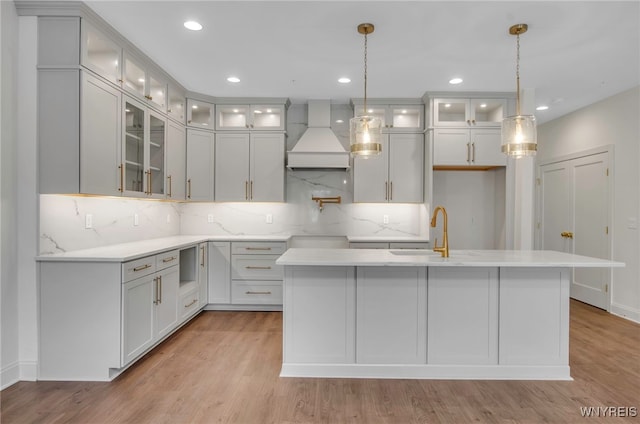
[2,300,639,423]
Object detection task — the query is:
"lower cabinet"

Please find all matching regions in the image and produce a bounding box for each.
[208,241,232,304]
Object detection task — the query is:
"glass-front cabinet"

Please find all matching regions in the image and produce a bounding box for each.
[81,21,122,85]
[186,99,214,129]
[123,52,167,112]
[351,102,423,132]
[123,97,166,198]
[433,98,505,127]
[216,104,285,131]
[168,82,185,123]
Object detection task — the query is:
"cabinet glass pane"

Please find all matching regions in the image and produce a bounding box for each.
[436,101,467,123]
[189,101,213,127]
[124,102,145,193]
[149,115,165,195]
[149,75,166,109]
[354,106,386,127]
[84,26,120,83]
[168,86,184,120]
[472,100,504,124]
[391,106,421,129]
[252,106,281,129]
[218,106,248,128]
[124,58,145,97]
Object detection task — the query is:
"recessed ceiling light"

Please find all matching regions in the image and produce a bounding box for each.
[138,78,145,83]
[401,110,407,114]
[192,105,198,109]
[536,105,549,111]
[444,104,451,108]
[449,77,463,85]
[480,104,487,108]
[368,109,373,113]
[184,21,203,31]
[227,76,240,83]
[336,119,344,123]
[338,77,351,84]
[254,110,263,114]
[266,109,272,113]
[232,109,239,113]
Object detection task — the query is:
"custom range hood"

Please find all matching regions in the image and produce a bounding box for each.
[287,100,350,169]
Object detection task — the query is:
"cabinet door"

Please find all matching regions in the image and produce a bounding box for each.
[433,99,469,127]
[216,105,249,130]
[166,121,186,200]
[470,99,505,126]
[215,133,250,201]
[147,70,167,111]
[155,266,179,340]
[198,243,208,308]
[167,82,185,122]
[80,72,122,196]
[122,52,146,99]
[433,128,471,166]
[187,99,214,129]
[208,242,231,304]
[250,133,285,202]
[81,21,121,85]
[123,98,146,195]
[353,135,389,202]
[122,275,155,365]
[148,111,167,197]
[388,133,423,203]
[389,105,423,132]
[250,105,285,130]
[470,129,506,166]
[353,105,387,129]
[186,129,214,201]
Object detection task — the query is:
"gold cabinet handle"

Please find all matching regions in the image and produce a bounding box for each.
[245,291,272,295]
[385,182,388,200]
[471,119,476,124]
[162,256,177,263]
[245,247,271,251]
[187,178,192,199]
[466,143,471,163]
[118,163,124,192]
[245,181,249,200]
[167,175,172,197]
[471,142,476,163]
[561,231,574,239]
[200,246,205,267]
[133,263,152,272]
[148,169,152,195]
[184,298,198,308]
[466,119,471,125]
[158,275,162,304]
[145,95,153,101]
[153,277,160,304]
[245,266,272,270]
[250,180,253,200]
[389,181,393,201]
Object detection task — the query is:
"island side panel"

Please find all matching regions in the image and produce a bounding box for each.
[283,266,356,364]
[356,267,427,364]
[427,267,499,364]
[499,267,570,367]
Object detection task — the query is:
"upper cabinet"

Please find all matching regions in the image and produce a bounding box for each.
[186,99,214,129]
[351,100,424,133]
[123,51,167,112]
[167,82,186,123]
[432,98,505,128]
[216,104,287,131]
[81,21,122,86]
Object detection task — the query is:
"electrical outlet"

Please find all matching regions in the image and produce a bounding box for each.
[134,213,139,226]
[207,214,214,223]
[383,215,389,224]
[266,214,273,224]
[85,214,93,229]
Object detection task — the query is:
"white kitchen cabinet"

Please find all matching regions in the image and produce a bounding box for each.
[433,98,505,127]
[166,120,186,200]
[216,104,286,131]
[122,50,167,112]
[427,267,498,364]
[208,242,231,304]
[230,242,285,305]
[351,101,423,132]
[353,133,424,203]
[432,128,505,167]
[198,243,208,308]
[167,82,186,123]
[186,129,215,201]
[356,267,427,364]
[214,133,285,202]
[186,99,214,129]
[81,20,122,86]
[122,96,167,198]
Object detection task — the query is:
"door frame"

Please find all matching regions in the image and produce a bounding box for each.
[535,145,614,311]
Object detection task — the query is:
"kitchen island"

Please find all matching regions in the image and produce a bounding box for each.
[275,248,624,380]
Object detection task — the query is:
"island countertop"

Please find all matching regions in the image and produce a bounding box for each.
[275,248,625,268]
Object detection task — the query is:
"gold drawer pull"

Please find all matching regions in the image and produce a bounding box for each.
[133,264,152,272]
[561,231,574,239]
[184,298,198,308]
[245,266,272,270]
[162,256,177,263]
[245,291,272,295]
[245,247,272,251]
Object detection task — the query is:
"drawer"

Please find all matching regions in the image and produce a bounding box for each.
[389,242,430,249]
[231,281,283,305]
[232,255,283,280]
[231,242,286,255]
[180,288,200,320]
[122,256,156,283]
[156,249,180,271]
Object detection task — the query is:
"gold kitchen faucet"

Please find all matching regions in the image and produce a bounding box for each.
[430,206,449,258]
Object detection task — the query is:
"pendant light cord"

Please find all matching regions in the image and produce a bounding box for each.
[363,31,368,113]
[516,32,521,116]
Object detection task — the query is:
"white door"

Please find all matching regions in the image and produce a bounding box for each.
[433,128,470,166]
[539,152,611,310]
[353,135,389,202]
[166,121,186,200]
[250,133,285,202]
[215,133,250,201]
[155,266,179,340]
[388,133,423,203]
[186,129,214,201]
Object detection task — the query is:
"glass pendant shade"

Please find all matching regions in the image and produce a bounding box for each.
[350,115,382,156]
[501,114,537,157]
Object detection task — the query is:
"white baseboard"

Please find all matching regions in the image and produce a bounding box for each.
[611,302,640,324]
[204,304,282,312]
[1,361,20,390]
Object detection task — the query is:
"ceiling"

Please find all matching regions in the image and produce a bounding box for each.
[84,0,640,124]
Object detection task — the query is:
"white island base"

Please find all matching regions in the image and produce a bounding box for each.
[277,249,624,381]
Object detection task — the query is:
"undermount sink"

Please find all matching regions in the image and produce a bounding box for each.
[389,249,441,256]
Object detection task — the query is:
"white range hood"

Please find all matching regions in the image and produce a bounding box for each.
[287,100,350,169]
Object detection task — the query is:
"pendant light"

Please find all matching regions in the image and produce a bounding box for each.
[501,23,537,157]
[350,23,382,157]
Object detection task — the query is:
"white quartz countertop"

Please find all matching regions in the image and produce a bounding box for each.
[36,235,292,262]
[275,248,625,268]
[347,236,430,243]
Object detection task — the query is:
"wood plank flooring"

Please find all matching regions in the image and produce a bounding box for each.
[2,300,639,423]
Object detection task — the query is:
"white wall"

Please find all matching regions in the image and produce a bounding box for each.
[537,86,640,322]
[0,0,20,389]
